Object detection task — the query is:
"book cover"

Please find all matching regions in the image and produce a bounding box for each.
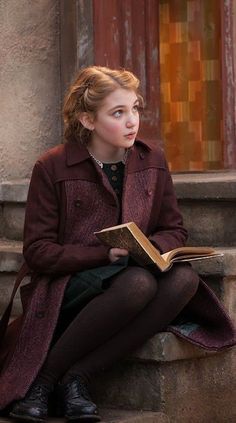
[95,222,220,272]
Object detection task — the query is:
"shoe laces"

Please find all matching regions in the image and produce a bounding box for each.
[27,384,51,402]
[68,377,91,401]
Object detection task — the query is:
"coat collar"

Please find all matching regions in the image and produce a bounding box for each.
[65,137,90,167]
[65,136,153,167]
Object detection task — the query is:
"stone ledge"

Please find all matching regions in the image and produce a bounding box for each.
[191,247,236,276]
[98,409,169,423]
[0,239,23,271]
[173,171,236,199]
[132,332,216,363]
[93,348,236,420]
[0,179,29,203]
[0,240,235,277]
[0,410,169,423]
[1,172,236,203]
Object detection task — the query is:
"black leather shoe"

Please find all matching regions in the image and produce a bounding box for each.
[60,375,101,422]
[10,383,53,422]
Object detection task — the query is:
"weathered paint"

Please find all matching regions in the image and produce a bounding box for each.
[221,0,236,168]
[93,0,161,143]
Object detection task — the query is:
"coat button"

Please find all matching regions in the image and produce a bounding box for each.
[36,311,45,318]
[74,199,81,207]
[146,189,152,196]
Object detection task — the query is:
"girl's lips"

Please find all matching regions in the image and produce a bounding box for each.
[124,132,136,139]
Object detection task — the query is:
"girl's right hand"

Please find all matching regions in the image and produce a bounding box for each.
[108,248,129,263]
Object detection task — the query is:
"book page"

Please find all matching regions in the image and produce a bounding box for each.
[161,246,215,263]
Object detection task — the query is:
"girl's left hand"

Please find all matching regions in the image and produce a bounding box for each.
[108,248,129,263]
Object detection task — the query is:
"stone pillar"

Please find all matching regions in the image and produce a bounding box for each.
[0,0,61,180]
[233,0,236,125]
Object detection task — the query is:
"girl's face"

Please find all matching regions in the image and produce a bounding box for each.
[89,88,140,155]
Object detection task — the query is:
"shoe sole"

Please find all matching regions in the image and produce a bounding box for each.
[65,414,101,422]
[9,411,46,423]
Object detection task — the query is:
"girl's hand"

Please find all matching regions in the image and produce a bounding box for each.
[108,247,129,263]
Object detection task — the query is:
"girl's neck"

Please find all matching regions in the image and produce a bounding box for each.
[87,144,126,164]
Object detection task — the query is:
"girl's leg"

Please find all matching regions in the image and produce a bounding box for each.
[37,263,198,385]
[36,266,158,385]
[62,263,199,384]
[10,264,198,422]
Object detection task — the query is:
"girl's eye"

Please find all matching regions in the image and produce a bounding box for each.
[113,110,123,118]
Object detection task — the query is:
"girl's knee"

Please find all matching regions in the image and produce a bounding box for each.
[134,268,158,299]
[113,266,158,311]
[171,263,199,297]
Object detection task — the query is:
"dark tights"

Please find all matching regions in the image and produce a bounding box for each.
[37,264,199,386]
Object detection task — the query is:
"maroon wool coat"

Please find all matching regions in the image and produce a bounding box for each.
[0,139,235,409]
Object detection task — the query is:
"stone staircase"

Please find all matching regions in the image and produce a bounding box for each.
[0,173,236,422]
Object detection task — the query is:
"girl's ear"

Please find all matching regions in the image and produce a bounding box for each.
[78,112,94,131]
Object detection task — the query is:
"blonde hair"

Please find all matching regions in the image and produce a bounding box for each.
[63,66,143,143]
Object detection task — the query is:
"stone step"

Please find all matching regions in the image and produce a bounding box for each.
[0,239,235,324]
[1,174,236,245]
[98,409,169,423]
[1,238,236,276]
[0,238,24,316]
[0,410,169,423]
[0,238,23,272]
[0,179,27,240]
[92,347,236,423]
[172,171,236,246]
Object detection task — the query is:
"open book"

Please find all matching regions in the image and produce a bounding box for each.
[94,222,221,272]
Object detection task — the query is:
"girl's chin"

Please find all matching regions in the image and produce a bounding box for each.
[123,137,136,146]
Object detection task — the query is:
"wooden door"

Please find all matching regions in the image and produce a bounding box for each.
[93,0,161,142]
[60,0,236,170]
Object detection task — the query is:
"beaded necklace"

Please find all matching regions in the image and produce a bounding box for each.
[88,149,128,168]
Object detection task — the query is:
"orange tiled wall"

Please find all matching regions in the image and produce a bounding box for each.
[159,0,223,171]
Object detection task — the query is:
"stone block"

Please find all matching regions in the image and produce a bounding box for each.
[131,332,215,362]
[93,348,236,423]
[179,200,236,246]
[222,276,236,326]
[3,203,25,240]
[99,409,170,422]
[0,179,29,203]
[0,273,23,317]
[0,205,3,238]
[172,172,236,200]
[173,172,236,246]
[0,411,170,423]
[191,247,236,277]
[159,348,236,423]
[92,361,161,411]
[0,239,23,272]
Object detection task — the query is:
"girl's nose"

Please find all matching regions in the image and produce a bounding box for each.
[126,114,137,127]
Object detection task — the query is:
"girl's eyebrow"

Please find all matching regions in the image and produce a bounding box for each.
[108,99,139,112]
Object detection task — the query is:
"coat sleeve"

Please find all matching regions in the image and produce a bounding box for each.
[148,159,188,254]
[23,161,109,274]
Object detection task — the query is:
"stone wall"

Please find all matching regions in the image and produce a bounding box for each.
[0,0,61,180]
[1,0,236,181]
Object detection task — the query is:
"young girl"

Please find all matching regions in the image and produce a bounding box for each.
[0,66,235,422]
